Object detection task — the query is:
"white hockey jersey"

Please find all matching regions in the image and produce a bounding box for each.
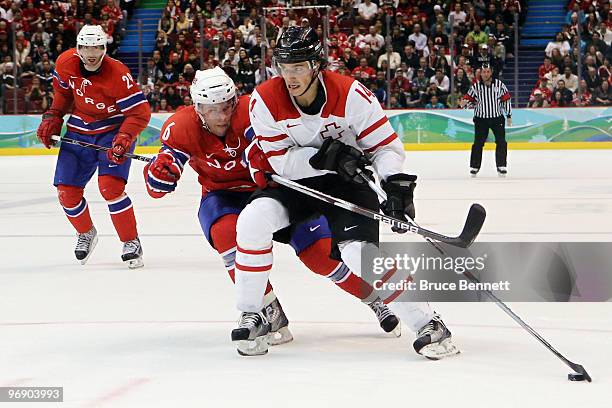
[248,71,405,181]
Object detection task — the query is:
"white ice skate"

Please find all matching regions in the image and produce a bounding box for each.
[413,314,460,360]
[264,298,294,346]
[232,311,271,356]
[122,237,144,269]
[74,226,98,265]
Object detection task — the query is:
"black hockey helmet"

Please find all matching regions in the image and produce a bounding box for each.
[273,26,323,66]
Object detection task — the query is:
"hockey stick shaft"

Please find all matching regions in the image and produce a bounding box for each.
[355,172,590,380]
[51,135,152,163]
[270,174,482,248]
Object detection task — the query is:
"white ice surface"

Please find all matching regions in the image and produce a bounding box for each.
[1,150,611,407]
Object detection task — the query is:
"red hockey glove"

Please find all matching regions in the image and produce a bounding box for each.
[145,152,182,195]
[37,110,64,149]
[245,139,274,189]
[107,132,135,165]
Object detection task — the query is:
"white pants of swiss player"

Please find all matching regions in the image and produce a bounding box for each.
[235,197,434,333]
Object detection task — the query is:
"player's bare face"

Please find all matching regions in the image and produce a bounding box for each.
[198,99,236,137]
[78,45,105,71]
[278,62,314,96]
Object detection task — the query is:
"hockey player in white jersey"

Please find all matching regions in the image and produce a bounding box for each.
[231,26,459,359]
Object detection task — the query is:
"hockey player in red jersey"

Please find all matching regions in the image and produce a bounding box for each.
[36,25,151,268]
[143,67,401,351]
[232,26,460,358]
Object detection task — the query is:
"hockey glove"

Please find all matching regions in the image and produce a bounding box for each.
[381,173,417,233]
[309,139,373,184]
[107,132,135,165]
[145,152,182,195]
[244,139,274,189]
[37,110,64,149]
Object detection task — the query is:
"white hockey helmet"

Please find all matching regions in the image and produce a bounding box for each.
[190,67,237,105]
[76,25,107,69]
[190,67,237,130]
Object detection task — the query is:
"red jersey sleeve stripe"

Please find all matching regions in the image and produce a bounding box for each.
[237,246,272,255]
[357,116,388,140]
[257,134,289,142]
[264,148,288,159]
[363,133,398,153]
[501,93,511,102]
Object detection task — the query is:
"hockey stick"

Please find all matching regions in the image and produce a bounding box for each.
[269,174,485,248]
[358,170,591,382]
[50,135,152,163]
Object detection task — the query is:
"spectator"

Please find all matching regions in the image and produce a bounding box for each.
[165,85,183,109]
[426,94,445,109]
[592,80,612,105]
[430,68,450,94]
[401,43,420,70]
[455,68,471,96]
[352,57,376,82]
[539,56,555,79]
[357,0,378,24]
[528,89,550,108]
[467,22,488,46]
[585,67,602,92]
[364,26,385,53]
[573,80,592,107]
[545,33,571,57]
[545,66,562,90]
[408,24,428,56]
[207,35,228,63]
[157,98,172,113]
[390,68,411,93]
[561,66,579,92]
[449,3,467,27]
[553,80,574,106]
[377,48,401,70]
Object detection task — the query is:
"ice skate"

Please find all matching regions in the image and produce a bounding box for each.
[74,226,98,265]
[413,314,460,360]
[231,311,271,356]
[470,168,479,178]
[264,297,293,346]
[122,237,144,269]
[368,297,401,337]
[497,167,507,177]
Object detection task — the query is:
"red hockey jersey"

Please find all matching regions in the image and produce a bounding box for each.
[157,95,257,194]
[51,48,151,137]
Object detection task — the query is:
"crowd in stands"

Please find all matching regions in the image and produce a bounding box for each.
[144,0,527,112]
[0,0,126,113]
[530,0,612,107]
[6,1,610,114]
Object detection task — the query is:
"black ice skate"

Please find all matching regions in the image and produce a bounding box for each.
[232,311,271,356]
[75,226,98,265]
[368,297,401,337]
[470,168,479,178]
[264,297,294,346]
[497,167,507,177]
[122,237,144,269]
[413,314,460,360]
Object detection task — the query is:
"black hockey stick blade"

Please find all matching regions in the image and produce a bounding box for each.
[567,362,592,382]
[456,204,486,248]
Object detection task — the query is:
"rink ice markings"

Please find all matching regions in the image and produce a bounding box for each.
[81,377,151,408]
[1,319,610,334]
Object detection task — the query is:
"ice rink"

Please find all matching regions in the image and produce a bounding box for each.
[1,150,611,407]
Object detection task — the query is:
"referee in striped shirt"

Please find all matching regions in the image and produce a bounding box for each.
[460,64,512,177]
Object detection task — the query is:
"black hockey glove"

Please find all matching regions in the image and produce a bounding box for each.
[309,139,373,184]
[381,173,417,233]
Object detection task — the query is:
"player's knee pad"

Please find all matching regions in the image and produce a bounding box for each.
[210,214,238,252]
[236,198,289,248]
[57,184,84,208]
[298,238,342,277]
[98,175,126,201]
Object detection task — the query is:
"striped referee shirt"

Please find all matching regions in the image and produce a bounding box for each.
[463,79,512,119]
